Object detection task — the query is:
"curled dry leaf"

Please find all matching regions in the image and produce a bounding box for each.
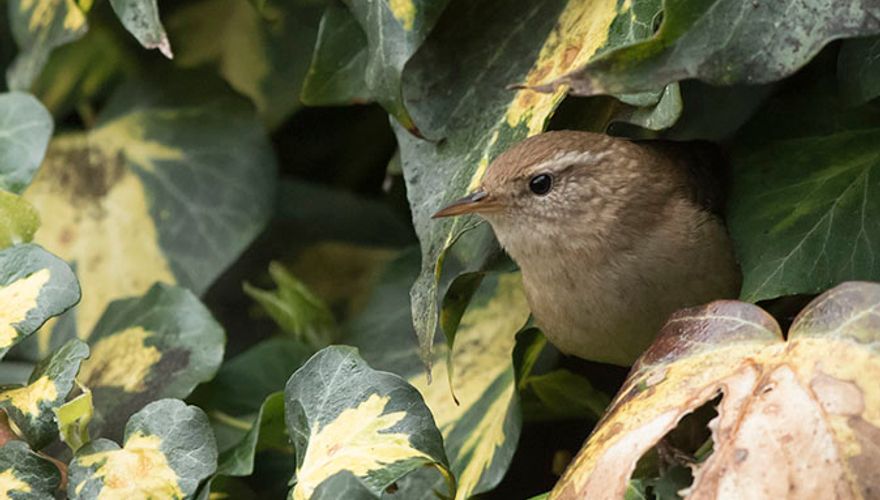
[552,281,880,500]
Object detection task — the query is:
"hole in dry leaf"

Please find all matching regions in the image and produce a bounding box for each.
[629,394,722,499]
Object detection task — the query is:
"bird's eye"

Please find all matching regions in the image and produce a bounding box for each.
[528,173,553,195]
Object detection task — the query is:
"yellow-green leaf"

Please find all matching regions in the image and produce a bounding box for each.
[284,346,451,499]
[68,399,217,500]
[54,382,92,452]
[552,282,880,499]
[0,191,39,249]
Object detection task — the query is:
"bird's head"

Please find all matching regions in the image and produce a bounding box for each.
[433,130,670,259]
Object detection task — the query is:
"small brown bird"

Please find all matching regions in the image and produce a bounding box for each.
[433,131,741,366]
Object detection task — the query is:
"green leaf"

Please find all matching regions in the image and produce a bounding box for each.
[520,370,610,422]
[838,35,880,107]
[311,471,377,500]
[397,0,645,368]
[0,440,60,499]
[0,92,52,193]
[68,398,217,499]
[345,253,531,499]
[216,392,286,477]
[76,283,224,441]
[284,345,452,499]
[0,243,80,358]
[244,263,336,349]
[341,0,448,130]
[108,0,172,58]
[54,384,92,452]
[23,76,276,346]
[545,0,880,96]
[167,0,324,128]
[728,78,880,302]
[6,0,88,90]
[0,338,88,448]
[0,191,39,248]
[300,1,370,106]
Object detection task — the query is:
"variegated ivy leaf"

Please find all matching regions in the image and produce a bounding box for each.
[0,440,61,499]
[341,0,448,131]
[0,338,88,449]
[68,399,217,500]
[76,283,224,442]
[23,77,275,351]
[0,243,80,359]
[0,92,53,193]
[108,0,173,58]
[167,0,323,128]
[284,346,452,499]
[300,2,370,106]
[347,256,531,499]
[6,0,88,90]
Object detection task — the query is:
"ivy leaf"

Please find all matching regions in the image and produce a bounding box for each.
[0,440,60,499]
[0,338,88,449]
[5,0,88,90]
[728,78,880,302]
[76,283,224,442]
[108,0,173,58]
[23,76,275,348]
[552,282,880,498]
[300,2,370,106]
[542,0,880,96]
[244,262,336,350]
[68,398,217,499]
[0,244,80,359]
[0,92,52,193]
[341,0,448,131]
[167,0,324,128]
[838,35,880,107]
[284,345,452,499]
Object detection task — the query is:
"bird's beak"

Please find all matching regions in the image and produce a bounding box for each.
[432,189,499,218]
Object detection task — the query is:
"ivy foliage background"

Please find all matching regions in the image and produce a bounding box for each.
[0,0,879,498]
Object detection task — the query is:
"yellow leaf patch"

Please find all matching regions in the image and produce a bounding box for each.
[78,327,162,392]
[0,468,31,497]
[293,393,431,500]
[388,0,416,30]
[0,268,50,349]
[76,433,184,500]
[0,375,57,417]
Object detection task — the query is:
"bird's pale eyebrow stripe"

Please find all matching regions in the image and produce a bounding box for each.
[531,150,612,173]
